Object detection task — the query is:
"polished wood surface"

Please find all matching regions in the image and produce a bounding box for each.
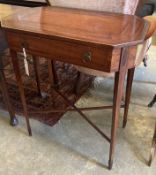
[0,4,29,51]
[2,7,149,169]
[2,7,149,47]
[0,4,28,21]
[2,7,149,73]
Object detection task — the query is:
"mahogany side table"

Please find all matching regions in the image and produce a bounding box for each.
[2,7,149,169]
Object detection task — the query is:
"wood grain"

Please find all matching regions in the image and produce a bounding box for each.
[0,4,29,21]
[2,7,149,47]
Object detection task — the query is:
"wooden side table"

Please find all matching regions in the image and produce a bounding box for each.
[2,7,149,169]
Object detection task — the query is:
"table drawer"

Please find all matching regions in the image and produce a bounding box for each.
[6,31,121,72]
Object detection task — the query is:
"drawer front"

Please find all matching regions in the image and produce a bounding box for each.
[6,31,121,72]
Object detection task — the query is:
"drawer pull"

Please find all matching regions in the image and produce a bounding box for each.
[83,52,92,62]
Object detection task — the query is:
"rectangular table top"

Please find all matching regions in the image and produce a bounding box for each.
[1,6,149,47]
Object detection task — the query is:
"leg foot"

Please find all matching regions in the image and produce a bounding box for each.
[108,160,113,170]
[148,140,156,166]
[10,116,18,126]
[122,120,127,128]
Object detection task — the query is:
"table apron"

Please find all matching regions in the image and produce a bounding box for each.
[6,31,136,73]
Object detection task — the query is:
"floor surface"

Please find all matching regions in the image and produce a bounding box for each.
[0,43,156,174]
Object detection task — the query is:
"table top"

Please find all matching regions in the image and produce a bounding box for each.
[0,4,30,53]
[2,6,149,47]
[0,4,29,21]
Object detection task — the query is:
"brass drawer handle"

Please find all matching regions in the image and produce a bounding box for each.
[83,52,92,62]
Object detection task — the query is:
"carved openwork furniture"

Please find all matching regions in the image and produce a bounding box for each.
[2,7,149,169]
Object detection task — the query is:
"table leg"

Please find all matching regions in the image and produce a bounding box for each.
[148,94,156,108]
[148,122,156,166]
[74,71,84,95]
[48,60,59,88]
[108,48,128,169]
[10,50,32,136]
[32,56,42,96]
[0,54,18,126]
[123,68,135,128]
